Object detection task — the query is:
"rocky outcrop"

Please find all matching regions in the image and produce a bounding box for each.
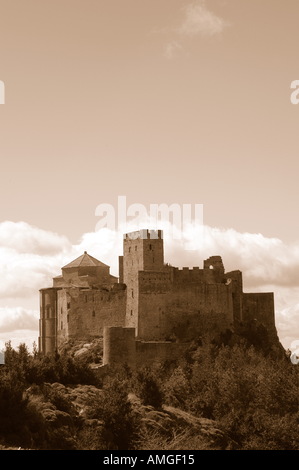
[23,383,235,450]
[128,393,236,450]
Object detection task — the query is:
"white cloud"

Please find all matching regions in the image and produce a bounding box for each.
[0,221,73,298]
[273,288,299,349]
[74,228,121,276]
[181,225,299,289]
[0,307,38,333]
[0,221,90,298]
[179,1,228,37]
[0,221,70,255]
[0,330,38,351]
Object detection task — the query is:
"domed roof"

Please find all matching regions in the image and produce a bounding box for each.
[62,251,109,269]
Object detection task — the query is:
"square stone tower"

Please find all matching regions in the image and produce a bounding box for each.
[121,229,164,335]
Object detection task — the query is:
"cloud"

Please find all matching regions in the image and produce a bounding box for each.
[160,1,229,59]
[273,288,299,349]
[0,246,65,299]
[164,41,184,60]
[178,1,228,37]
[0,221,72,298]
[179,225,299,289]
[74,227,122,276]
[0,221,71,255]
[0,330,39,351]
[0,307,39,333]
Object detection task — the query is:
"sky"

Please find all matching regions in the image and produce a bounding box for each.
[0,0,298,352]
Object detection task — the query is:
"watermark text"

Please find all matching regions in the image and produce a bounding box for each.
[95,196,203,242]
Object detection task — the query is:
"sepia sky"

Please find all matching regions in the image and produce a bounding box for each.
[0,0,299,351]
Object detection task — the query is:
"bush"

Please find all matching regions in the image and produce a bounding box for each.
[40,384,76,415]
[0,371,28,444]
[3,342,98,386]
[163,366,191,409]
[87,376,140,450]
[134,368,163,409]
[164,342,299,449]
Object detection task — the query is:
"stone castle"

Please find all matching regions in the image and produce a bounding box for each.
[39,229,278,367]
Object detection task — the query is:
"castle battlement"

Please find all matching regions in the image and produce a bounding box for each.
[124,229,163,240]
[174,267,200,272]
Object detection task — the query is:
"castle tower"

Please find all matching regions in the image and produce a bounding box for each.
[203,256,225,283]
[39,288,57,354]
[122,229,164,336]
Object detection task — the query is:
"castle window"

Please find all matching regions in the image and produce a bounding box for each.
[132,290,134,298]
[67,302,70,310]
[135,246,137,251]
[61,321,63,330]
[130,310,133,316]
[209,265,214,270]
[149,244,152,250]
[129,247,131,253]
[67,314,69,323]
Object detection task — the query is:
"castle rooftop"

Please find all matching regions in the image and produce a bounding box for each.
[62,251,109,269]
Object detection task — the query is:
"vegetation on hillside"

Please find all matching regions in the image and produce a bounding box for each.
[0,340,297,450]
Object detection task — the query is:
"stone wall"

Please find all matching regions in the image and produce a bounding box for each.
[137,274,234,341]
[135,341,189,368]
[102,326,189,369]
[56,285,126,349]
[225,270,243,323]
[242,292,277,338]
